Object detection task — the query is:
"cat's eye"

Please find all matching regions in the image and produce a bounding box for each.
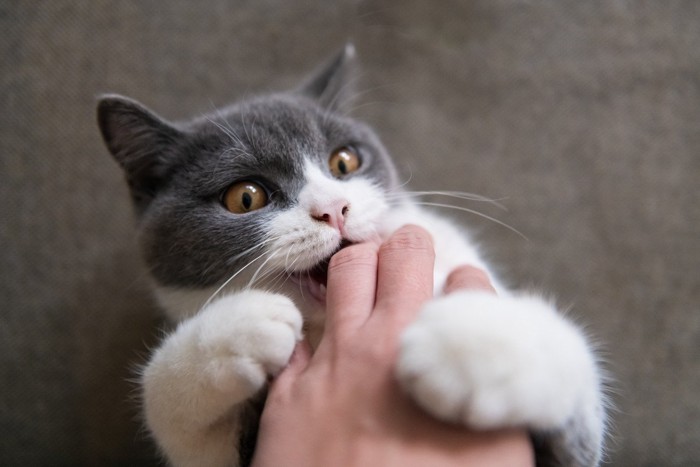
[329,146,361,178]
[223,181,268,214]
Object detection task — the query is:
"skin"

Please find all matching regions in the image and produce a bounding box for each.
[251,225,534,467]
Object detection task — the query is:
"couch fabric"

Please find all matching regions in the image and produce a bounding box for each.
[2,1,699,465]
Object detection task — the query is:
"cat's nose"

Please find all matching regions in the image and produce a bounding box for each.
[311,202,350,233]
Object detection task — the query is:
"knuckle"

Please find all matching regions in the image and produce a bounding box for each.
[328,244,377,273]
[381,225,434,255]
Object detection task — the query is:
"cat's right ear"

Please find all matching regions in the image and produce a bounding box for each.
[298,43,356,111]
[97,95,183,203]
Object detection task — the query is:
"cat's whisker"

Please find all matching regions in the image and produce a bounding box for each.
[251,249,305,293]
[208,104,246,146]
[409,201,528,241]
[241,113,260,156]
[202,110,258,184]
[283,246,297,272]
[387,190,508,210]
[393,170,414,191]
[201,247,274,309]
[207,118,236,145]
[255,265,287,289]
[230,236,285,263]
[267,263,297,293]
[246,248,285,289]
[274,254,308,300]
[197,237,276,280]
[205,112,244,148]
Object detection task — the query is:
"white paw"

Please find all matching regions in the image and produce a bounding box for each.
[397,291,597,431]
[195,290,303,395]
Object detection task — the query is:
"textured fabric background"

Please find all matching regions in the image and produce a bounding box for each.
[2,1,699,465]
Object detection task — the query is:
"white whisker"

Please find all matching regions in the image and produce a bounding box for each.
[199,236,278,279]
[411,201,528,241]
[201,248,272,309]
[393,170,414,191]
[246,248,283,289]
[387,190,508,210]
[267,265,295,292]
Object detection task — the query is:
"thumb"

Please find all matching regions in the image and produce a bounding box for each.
[279,339,313,378]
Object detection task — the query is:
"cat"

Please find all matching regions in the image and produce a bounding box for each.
[97,44,607,467]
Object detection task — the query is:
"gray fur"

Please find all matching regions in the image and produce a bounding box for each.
[98,49,397,288]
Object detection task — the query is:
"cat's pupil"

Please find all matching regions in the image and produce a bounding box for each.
[242,192,252,210]
[338,160,348,174]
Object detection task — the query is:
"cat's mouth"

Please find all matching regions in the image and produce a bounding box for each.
[290,240,354,302]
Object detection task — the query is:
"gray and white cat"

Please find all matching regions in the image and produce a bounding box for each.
[98,45,606,467]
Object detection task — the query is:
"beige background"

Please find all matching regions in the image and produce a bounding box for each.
[2,1,699,465]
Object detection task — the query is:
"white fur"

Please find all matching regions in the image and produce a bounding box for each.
[264,160,388,272]
[396,291,599,430]
[145,162,604,466]
[142,290,302,467]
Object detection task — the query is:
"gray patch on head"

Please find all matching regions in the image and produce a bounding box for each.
[98,48,399,289]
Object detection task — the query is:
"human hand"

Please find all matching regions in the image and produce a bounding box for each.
[251,225,534,467]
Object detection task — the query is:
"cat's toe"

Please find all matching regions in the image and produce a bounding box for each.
[396,291,597,431]
[197,290,303,392]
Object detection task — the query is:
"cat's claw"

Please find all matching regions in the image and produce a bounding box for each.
[396,291,598,431]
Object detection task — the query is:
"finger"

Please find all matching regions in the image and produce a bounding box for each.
[323,242,379,339]
[374,225,435,324]
[268,339,312,393]
[443,265,497,294]
[285,339,313,375]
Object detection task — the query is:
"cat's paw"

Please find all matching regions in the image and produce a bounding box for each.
[396,291,597,431]
[141,290,302,467]
[195,290,303,396]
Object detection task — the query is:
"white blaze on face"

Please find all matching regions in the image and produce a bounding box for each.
[265,158,388,273]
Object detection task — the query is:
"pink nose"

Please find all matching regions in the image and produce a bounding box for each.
[311,203,350,232]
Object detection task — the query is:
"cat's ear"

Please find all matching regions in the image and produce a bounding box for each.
[97,95,184,204]
[298,43,356,111]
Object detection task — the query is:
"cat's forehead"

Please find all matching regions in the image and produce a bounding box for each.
[212,95,328,142]
[172,93,396,199]
[178,96,350,193]
[194,95,363,165]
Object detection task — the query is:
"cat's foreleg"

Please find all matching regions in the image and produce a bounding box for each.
[396,291,605,467]
[142,290,303,467]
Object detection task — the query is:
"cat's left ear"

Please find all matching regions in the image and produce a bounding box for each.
[298,43,356,111]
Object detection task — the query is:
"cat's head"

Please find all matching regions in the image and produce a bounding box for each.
[97,45,400,312]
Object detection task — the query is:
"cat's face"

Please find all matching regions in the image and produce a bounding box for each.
[98,47,399,306]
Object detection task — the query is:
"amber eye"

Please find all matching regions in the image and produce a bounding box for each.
[329,146,361,178]
[223,181,268,214]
